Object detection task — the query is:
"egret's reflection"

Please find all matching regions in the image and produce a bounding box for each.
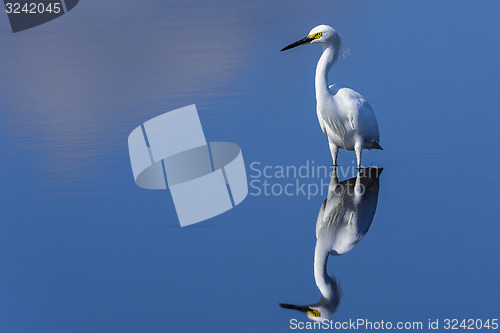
[280,167,383,321]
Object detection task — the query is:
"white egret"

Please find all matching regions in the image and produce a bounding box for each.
[281,25,382,168]
[280,167,383,321]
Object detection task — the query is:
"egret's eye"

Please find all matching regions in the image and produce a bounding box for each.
[308,32,322,39]
[307,309,321,317]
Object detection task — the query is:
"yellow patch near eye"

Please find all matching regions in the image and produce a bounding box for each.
[307,309,321,317]
[308,32,322,39]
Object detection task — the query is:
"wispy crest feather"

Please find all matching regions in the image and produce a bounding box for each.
[337,32,351,60]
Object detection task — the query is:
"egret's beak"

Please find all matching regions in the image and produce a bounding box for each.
[280,37,314,51]
[279,303,310,313]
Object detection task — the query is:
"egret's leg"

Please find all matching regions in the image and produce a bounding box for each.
[354,141,363,169]
[328,139,339,166]
[352,170,364,204]
[329,169,340,195]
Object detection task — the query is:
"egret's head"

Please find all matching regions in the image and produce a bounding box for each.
[281,24,348,57]
[279,275,342,322]
[308,25,338,45]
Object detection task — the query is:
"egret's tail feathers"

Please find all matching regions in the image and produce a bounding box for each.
[372,142,383,150]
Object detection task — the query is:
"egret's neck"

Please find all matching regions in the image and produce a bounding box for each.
[313,239,336,300]
[315,45,340,103]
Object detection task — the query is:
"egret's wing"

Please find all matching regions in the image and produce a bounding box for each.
[327,84,356,136]
[330,85,380,142]
[355,100,380,142]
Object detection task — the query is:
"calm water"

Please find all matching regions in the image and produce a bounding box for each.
[1,1,499,332]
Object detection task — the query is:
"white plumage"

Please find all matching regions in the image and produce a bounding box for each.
[281,25,382,168]
[280,167,382,321]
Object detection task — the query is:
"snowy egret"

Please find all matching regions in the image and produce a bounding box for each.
[281,25,382,168]
[280,167,383,321]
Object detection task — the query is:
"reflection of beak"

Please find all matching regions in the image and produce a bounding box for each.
[280,37,314,51]
[279,303,310,313]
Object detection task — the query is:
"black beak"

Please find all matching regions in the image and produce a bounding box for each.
[279,303,310,313]
[280,37,314,52]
